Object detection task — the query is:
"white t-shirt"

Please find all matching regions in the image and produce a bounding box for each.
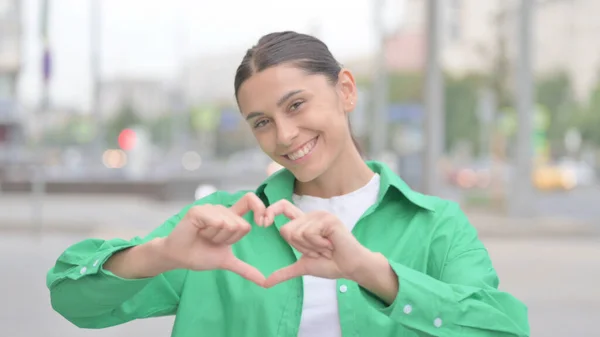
[293,174,381,337]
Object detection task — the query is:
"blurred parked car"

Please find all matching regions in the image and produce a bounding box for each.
[447,158,595,192]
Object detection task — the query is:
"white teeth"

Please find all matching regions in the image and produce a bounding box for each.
[287,138,316,161]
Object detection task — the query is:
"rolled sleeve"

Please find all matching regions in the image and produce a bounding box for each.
[358,203,529,336]
[361,260,463,335]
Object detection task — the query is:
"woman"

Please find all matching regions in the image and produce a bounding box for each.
[47,31,529,337]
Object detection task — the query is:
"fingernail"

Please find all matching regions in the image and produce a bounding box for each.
[258,215,264,227]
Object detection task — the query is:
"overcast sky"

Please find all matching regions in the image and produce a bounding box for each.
[17,0,407,110]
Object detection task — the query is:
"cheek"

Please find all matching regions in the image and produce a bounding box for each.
[253,131,276,154]
[321,115,348,139]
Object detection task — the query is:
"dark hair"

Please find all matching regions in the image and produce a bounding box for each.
[234,31,362,155]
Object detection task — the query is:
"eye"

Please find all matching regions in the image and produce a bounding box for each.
[254,119,269,129]
[289,100,304,112]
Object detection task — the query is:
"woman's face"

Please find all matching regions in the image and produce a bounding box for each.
[237,64,357,183]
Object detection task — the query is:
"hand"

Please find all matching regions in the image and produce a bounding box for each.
[262,200,372,288]
[159,192,267,286]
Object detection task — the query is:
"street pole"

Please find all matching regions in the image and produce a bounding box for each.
[423,0,444,195]
[510,0,535,217]
[90,0,102,162]
[33,0,51,237]
[369,0,389,161]
[40,0,51,110]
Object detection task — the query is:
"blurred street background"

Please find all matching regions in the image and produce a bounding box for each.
[1,0,599,336]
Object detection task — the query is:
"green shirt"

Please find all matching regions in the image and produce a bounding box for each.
[47,161,529,336]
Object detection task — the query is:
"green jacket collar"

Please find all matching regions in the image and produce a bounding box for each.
[256,160,435,212]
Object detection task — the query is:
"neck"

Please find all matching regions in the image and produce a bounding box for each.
[294,146,374,198]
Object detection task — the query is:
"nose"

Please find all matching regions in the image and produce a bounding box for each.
[275,118,299,147]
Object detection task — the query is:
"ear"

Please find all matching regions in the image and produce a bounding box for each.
[337,68,358,113]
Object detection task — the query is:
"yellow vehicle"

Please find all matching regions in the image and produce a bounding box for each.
[533,164,577,191]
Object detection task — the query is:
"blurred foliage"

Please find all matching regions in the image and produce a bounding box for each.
[388,72,424,102]
[578,77,600,148]
[359,69,600,158]
[40,116,94,146]
[364,71,486,155]
[444,74,486,155]
[535,71,579,154]
[147,114,175,148]
[39,69,600,157]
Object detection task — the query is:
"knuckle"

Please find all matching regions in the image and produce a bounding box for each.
[187,205,203,217]
[239,224,251,234]
[301,229,314,238]
[210,218,226,229]
[291,231,303,242]
[320,212,336,222]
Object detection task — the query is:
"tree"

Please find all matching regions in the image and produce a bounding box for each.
[444,74,486,154]
[148,114,175,148]
[535,71,579,155]
[578,76,600,148]
[360,71,487,155]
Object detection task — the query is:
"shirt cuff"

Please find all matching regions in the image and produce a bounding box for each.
[361,259,460,334]
[61,242,154,296]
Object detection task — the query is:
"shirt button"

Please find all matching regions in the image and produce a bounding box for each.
[434,318,443,328]
[339,285,348,293]
[80,267,87,275]
[93,259,100,267]
[403,304,412,314]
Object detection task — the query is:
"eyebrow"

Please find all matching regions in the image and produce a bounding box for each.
[245,89,304,121]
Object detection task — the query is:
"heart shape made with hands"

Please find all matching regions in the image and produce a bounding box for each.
[259,199,348,288]
[223,194,355,289]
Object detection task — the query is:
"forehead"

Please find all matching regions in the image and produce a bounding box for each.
[237,65,329,114]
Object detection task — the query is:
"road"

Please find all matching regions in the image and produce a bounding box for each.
[534,186,600,221]
[1,233,598,337]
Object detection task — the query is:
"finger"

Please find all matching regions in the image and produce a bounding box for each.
[303,226,334,251]
[198,219,224,239]
[294,221,332,257]
[230,192,266,225]
[280,223,320,258]
[221,216,252,245]
[280,220,311,249]
[207,213,237,244]
[265,199,304,226]
[264,260,307,288]
[293,243,319,257]
[221,257,266,287]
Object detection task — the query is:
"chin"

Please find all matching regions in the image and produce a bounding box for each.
[287,162,328,183]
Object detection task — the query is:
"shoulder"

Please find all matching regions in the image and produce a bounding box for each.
[403,190,474,236]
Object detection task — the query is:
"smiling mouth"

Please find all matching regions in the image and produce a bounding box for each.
[284,137,318,161]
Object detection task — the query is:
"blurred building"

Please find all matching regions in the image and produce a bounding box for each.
[100,78,171,120]
[351,0,600,101]
[179,52,242,105]
[0,0,24,161]
[533,0,600,100]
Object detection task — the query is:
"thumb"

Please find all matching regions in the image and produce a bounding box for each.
[264,260,307,288]
[221,257,266,287]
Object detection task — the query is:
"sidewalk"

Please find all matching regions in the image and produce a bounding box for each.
[0,194,597,239]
